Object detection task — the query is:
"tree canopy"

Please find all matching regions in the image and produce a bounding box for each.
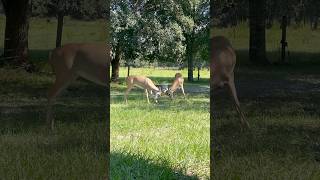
[30,0,108,20]
[212,0,320,29]
[111,0,209,70]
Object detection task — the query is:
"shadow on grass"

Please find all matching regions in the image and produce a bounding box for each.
[0,74,108,132]
[213,121,320,161]
[111,92,209,113]
[236,50,320,74]
[113,76,209,86]
[111,152,199,179]
[210,56,320,174]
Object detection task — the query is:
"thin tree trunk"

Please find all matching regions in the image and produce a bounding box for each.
[186,34,194,82]
[311,16,318,30]
[2,0,33,71]
[281,16,288,64]
[127,65,130,77]
[111,44,121,82]
[249,0,269,65]
[55,10,64,48]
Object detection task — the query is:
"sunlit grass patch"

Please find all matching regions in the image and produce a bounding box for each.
[111,69,210,179]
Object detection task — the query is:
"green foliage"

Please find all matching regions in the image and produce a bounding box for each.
[30,0,108,19]
[212,0,320,29]
[111,0,209,66]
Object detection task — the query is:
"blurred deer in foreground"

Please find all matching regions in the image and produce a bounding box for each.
[166,73,186,99]
[47,43,110,130]
[211,36,250,128]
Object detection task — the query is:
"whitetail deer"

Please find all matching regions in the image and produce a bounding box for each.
[47,43,110,130]
[211,36,250,128]
[166,73,186,99]
[125,76,162,104]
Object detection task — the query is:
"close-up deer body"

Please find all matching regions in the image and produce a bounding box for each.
[47,43,110,130]
[210,36,250,128]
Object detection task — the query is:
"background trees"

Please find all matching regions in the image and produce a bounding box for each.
[110,0,209,82]
[249,0,268,65]
[0,0,108,71]
[211,0,320,30]
[1,0,319,72]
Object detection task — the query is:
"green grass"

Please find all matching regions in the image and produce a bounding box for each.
[0,69,108,179]
[0,17,109,179]
[211,22,320,66]
[111,68,210,179]
[211,22,320,53]
[211,66,320,179]
[210,22,320,178]
[0,15,107,49]
[211,23,320,179]
[0,66,210,179]
[1,15,320,179]
[0,15,107,70]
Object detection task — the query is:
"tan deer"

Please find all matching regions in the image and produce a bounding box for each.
[125,76,162,104]
[166,73,186,99]
[211,36,250,128]
[47,43,110,130]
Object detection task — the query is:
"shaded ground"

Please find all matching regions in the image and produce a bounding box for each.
[211,65,320,179]
[0,69,108,179]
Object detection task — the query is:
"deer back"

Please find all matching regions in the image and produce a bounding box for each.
[210,36,236,85]
[49,43,110,85]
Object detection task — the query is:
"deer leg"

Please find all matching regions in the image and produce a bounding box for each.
[180,84,186,98]
[47,73,77,130]
[124,85,133,104]
[227,80,250,128]
[145,89,150,104]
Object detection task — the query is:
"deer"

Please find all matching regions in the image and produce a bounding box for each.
[165,72,186,99]
[47,43,110,130]
[210,36,250,128]
[125,76,162,104]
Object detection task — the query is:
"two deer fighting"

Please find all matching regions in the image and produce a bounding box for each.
[124,72,186,104]
[46,36,249,130]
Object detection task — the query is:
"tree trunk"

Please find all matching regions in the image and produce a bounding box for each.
[311,16,318,30]
[1,0,33,71]
[127,65,130,77]
[186,34,194,82]
[55,10,64,48]
[111,44,121,82]
[280,16,288,64]
[249,0,269,65]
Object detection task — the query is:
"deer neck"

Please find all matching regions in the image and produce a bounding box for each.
[142,78,160,92]
[169,78,180,92]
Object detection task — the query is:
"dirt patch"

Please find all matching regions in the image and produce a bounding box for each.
[183,85,210,94]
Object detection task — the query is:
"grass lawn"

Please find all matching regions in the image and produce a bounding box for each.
[111,67,210,179]
[211,66,320,179]
[0,69,108,179]
[0,16,108,179]
[210,22,320,179]
[0,15,107,70]
[1,15,320,179]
